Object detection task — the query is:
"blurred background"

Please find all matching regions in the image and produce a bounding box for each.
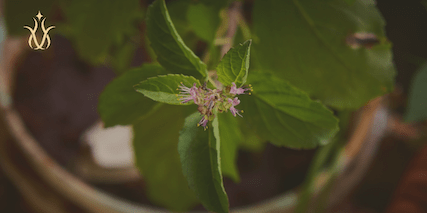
[1,0,427,212]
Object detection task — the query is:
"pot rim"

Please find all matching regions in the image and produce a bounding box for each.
[0,36,389,213]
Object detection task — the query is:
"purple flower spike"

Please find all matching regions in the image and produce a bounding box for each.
[176,81,252,128]
[177,82,199,104]
[230,82,252,95]
[228,97,243,117]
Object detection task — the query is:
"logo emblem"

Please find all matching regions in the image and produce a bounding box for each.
[24,11,55,50]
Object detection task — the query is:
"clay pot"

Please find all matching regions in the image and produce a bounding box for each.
[0,35,390,213]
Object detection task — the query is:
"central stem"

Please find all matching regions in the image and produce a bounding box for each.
[220,1,242,58]
[207,75,217,88]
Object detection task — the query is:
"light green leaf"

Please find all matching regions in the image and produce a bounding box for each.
[134,74,201,105]
[240,73,339,149]
[217,40,252,87]
[405,62,427,122]
[187,3,220,42]
[98,64,166,127]
[62,0,141,64]
[146,0,208,78]
[217,113,241,182]
[178,112,229,213]
[133,105,199,211]
[253,0,396,109]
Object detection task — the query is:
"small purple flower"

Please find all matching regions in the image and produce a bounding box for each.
[177,82,199,104]
[177,81,252,129]
[230,82,252,95]
[228,97,243,117]
[197,115,209,129]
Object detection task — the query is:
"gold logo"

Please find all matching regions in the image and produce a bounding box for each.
[24,11,55,50]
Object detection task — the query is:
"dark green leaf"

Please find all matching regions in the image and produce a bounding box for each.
[4,0,55,36]
[98,64,166,127]
[61,0,141,64]
[133,105,199,211]
[110,41,137,75]
[344,0,356,5]
[253,0,396,109]
[240,73,339,149]
[146,0,208,78]
[217,112,241,182]
[216,40,252,87]
[405,63,427,122]
[178,112,229,213]
[167,0,191,35]
[134,74,201,105]
[167,0,199,50]
[187,3,220,42]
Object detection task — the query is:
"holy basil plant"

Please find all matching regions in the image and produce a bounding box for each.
[97,0,395,212]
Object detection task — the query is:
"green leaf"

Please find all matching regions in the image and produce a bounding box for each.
[178,112,229,213]
[4,0,55,36]
[240,73,339,149]
[187,3,220,42]
[134,74,201,105]
[167,0,191,33]
[405,62,427,122]
[167,0,198,50]
[253,0,396,109]
[199,0,229,9]
[98,64,166,127]
[146,0,208,78]
[216,40,252,87]
[109,41,137,75]
[344,0,356,5]
[133,104,199,211]
[61,0,141,64]
[217,113,241,182]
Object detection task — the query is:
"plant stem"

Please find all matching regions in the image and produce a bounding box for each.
[237,12,252,41]
[207,75,217,88]
[203,1,243,88]
[220,1,242,58]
